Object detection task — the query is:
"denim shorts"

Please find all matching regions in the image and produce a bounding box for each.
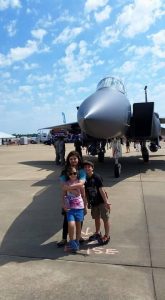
[67,209,84,222]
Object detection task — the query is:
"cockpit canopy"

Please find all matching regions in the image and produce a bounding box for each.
[97,76,126,94]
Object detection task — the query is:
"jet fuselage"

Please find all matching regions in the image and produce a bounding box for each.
[77,77,131,139]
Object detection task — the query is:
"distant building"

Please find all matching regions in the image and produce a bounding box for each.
[0,132,16,145]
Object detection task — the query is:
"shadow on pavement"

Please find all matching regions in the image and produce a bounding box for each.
[0,152,165,266]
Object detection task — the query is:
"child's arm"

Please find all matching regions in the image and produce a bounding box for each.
[99,187,111,211]
[61,189,67,211]
[62,179,85,192]
[80,186,87,215]
[62,169,86,192]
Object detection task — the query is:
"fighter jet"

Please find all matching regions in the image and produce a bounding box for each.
[42,76,165,177]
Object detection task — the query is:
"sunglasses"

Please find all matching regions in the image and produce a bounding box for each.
[69,172,77,176]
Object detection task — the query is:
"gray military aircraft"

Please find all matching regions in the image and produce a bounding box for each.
[43,76,165,177]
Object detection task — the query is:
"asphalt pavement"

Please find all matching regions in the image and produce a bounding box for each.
[0,142,165,300]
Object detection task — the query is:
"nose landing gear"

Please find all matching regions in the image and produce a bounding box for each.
[141,142,149,162]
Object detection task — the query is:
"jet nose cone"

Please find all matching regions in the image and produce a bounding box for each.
[77,88,129,139]
[78,90,112,138]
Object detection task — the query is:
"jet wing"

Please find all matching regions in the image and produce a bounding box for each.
[159,118,165,136]
[39,122,81,134]
[160,118,165,124]
[161,127,165,136]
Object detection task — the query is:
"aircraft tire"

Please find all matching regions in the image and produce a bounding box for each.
[114,163,121,178]
[142,147,149,162]
[143,154,149,162]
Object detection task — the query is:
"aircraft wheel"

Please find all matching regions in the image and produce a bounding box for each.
[114,163,121,178]
[98,152,104,162]
[142,148,149,162]
[143,153,149,162]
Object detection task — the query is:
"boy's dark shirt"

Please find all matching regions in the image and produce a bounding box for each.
[85,173,104,207]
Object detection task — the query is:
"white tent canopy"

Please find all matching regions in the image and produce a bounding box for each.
[0,132,15,139]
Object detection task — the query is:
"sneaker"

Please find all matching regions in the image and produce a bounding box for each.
[79,237,85,243]
[57,239,67,247]
[69,240,79,253]
[74,240,80,250]
[88,232,102,241]
[98,235,110,245]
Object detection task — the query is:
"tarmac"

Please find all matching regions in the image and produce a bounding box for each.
[0,142,165,300]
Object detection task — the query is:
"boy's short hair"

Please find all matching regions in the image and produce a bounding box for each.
[83,160,94,168]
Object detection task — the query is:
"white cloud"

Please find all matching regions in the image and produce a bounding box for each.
[58,41,94,83]
[5,20,17,37]
[150,29,165,46]
[31,29,47,41]
[94,5,112,22]
[36,14,56,29]
[23,62,39,70]
[126,45,151,58]
[125,29,165,59]
[55,10,76,23]
[0,0,21,10]
[1,72,11,79]
[98,26,119,47]
[9,40,38,61]
[26,8,31,14]
[19,85,32,93]
[151,61,165,73]
[116,0,164,38]
[148,29,165,58]
[53,26,83,44]
[85,0,108,13]
[27,74,55,84]
[114,60,137,75]
[0,40,39,67]
[65,42,77,56]
[0,53,10,67]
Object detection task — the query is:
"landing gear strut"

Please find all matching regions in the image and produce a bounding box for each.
[141,142,149,162]
[97,140,106,163]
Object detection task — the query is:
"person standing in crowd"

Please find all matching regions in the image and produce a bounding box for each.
[134,141,140,151]
[57,151,86,247]
[59,136,65,166]
[53,138,60,165]
[62,166,87,252]
[74,135,82,157]
[84,160,111,245]
[126,139,130,153]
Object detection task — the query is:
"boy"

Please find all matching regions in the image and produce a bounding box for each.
[83,160,111,245]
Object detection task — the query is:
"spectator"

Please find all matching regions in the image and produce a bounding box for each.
[59,136,65,166]
[84,160,111,245]
[74,135,82,157]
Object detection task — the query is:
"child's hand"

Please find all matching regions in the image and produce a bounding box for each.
[62,205,68,211]
[104,202,111,212]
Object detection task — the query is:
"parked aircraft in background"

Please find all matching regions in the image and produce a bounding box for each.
[42,76,165,177]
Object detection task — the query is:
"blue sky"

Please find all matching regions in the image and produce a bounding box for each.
[0,0,165,134]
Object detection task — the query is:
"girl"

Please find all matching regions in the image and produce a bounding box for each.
[62,166,87,252]
[57,151,86,247]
